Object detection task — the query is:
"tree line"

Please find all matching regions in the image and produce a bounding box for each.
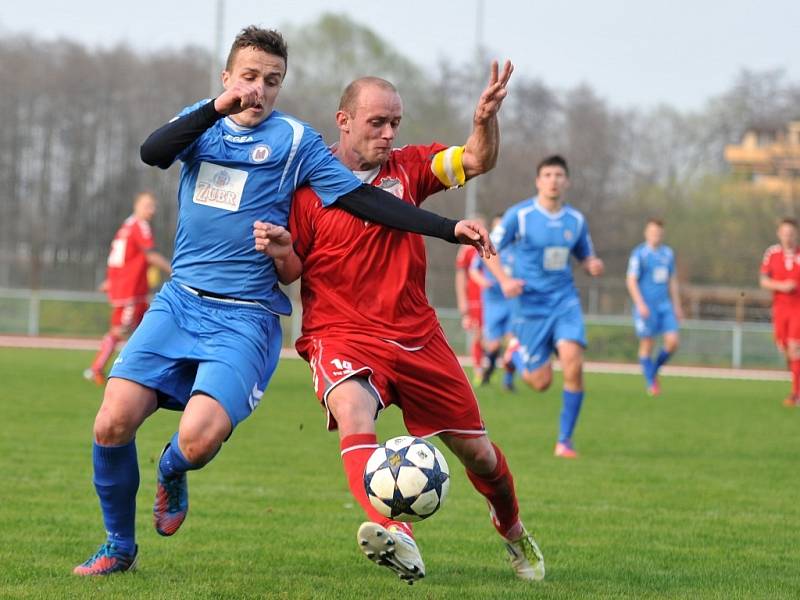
[2,13,799,308]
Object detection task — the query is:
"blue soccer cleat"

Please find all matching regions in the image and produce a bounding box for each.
[153,445,188,536]
[73,543,138,576]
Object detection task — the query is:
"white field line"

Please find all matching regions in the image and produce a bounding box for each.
[0,335,789,382]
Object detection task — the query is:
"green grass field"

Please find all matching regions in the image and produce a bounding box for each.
[0,348,798,599]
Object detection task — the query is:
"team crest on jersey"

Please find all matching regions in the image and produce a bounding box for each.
[250,144,271,163]
[563,229,573,241]
[376,177,404,199]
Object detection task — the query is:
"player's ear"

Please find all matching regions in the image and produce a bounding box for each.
[335,110,351,133]
[221,69,231,90]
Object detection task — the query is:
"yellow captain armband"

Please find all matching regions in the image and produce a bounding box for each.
[431,145,466,188]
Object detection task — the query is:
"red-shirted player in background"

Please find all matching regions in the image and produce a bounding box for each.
[254,62,546,586]
[760,217,800,406]
[83,192,171,385]
[455,223,486,385]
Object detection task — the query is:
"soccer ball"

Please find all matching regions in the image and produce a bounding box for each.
[363,436,450,522]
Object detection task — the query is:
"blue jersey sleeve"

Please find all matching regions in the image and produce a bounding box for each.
[572,219,594,261]
[491,208,519,253]
[296,130,361,206]
[627,247,642,278]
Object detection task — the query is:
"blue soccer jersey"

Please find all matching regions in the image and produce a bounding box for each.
[169,100,361,313]
[491,197,594,317]
[627,243,675,308]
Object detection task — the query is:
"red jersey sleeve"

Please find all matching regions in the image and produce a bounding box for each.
[393,143,449,206]
[290,188,319,261]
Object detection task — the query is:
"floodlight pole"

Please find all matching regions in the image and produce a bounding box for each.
[465,0,484,218]
[209,0,225,97]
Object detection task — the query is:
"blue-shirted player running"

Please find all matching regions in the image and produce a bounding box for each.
[625,219,682,396]
[73,26,493,576]
[469,214,517,390]
[483,155,604,459]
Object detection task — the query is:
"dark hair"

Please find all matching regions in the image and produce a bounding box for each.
[225,26,288,72]
[779,217,798,228]
[338,77,398,113]
[646,218,664,228]
[536,154,569,176]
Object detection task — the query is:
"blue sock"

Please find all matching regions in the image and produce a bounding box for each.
[93,440,139,555]
[502,369,515,388]
[654,348,672,373]
[639,356,655,386]
[158,432,205,478]
[558,390,584,443]
[509,347,525,373]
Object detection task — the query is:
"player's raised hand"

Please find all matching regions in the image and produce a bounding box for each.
[455,220,496,258]
[585,256,605,277]
[474,60,514,123]
[215,82,265,116]
[253,220,293,259]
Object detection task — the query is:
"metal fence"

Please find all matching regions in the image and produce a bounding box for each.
[0,288,782,370]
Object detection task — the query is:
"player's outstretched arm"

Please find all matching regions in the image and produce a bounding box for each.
[335,184,495,257]
[253,221,302,284]
[146,251,172,277]
[482,252,524,298]
[461,60,514,180]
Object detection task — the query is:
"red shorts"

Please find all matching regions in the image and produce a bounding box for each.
[110,302,148,332]
[298,329,485,437]
[773,308,800,348]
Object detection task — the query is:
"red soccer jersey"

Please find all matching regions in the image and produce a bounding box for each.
[760,244,800,309]
[106,215,154,305]
[455,245,482,308]
[290,143,449,349]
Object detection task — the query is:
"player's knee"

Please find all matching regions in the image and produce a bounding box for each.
[524,371,551,391]
[93,405,137,445]
[463,440,498,473]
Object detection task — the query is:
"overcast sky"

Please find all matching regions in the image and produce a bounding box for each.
[2,0,797,110]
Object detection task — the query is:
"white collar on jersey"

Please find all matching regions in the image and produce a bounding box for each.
[224,117,255,132]
[353,166,381,184]
[533,196,565,219]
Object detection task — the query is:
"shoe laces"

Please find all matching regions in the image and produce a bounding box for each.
[161,474,186,512]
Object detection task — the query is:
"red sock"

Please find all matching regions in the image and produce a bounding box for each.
[91,333,119,373]
[466,443,520,539]
[471,338,483,370]
[340,433,413,537]
[790,359,800,397]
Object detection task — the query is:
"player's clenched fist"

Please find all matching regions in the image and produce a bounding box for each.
[215,82,265,116]
[253,220,293,259]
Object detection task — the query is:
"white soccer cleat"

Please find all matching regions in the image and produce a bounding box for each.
[357,522,426,585]
[504,527,545,581]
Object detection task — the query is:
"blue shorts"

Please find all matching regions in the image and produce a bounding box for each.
[633,302,678,338]
[511,299,586,372]
[482,296,512,343]
[109,281,282,429]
